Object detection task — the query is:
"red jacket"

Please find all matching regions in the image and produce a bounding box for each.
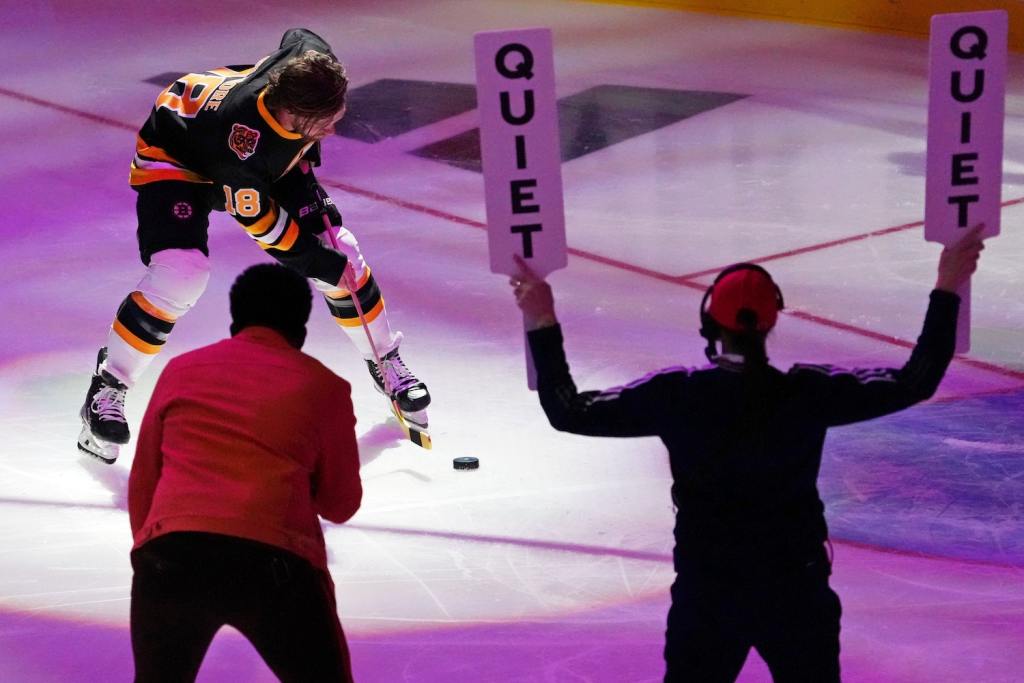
[128,327,361,571]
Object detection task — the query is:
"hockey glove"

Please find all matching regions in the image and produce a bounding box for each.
[294,185,342,234]
[273,166,343,235]
[308,176,343,231]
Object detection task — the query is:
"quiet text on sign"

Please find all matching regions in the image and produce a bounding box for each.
[475,28,567,277]
[925,10,1007,244]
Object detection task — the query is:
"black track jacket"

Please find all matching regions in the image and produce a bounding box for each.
[528,290,960,574]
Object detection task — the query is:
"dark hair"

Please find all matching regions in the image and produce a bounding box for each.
[229,264,312,348]
[720,327,769,366]
[265,50,348,128]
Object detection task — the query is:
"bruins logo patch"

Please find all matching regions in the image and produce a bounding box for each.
[172,201,193,220]
[228,123,260,161]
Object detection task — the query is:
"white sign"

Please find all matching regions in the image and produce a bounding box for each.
[925,10,1007,352]
[476,28,568,389]
[475,28,567,278]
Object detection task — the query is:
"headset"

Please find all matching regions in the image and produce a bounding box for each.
[698,263,784,362]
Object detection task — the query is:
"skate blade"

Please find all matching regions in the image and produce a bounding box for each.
[77,425,119,464]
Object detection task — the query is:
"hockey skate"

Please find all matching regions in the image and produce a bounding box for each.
[78,348,129,464]
[366,346,431,448]
[366,346,431,412]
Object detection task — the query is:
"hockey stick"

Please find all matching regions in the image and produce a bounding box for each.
[321,214,432,449]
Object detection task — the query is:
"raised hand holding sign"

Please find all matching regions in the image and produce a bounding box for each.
[926,10,1007,352]
[475,28,567,387]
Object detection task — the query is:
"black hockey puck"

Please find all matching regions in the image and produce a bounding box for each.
[453,457,479,470]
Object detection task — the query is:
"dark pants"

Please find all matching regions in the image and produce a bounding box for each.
[664,553,841,682]
[130,532,353,683]
[134,180,347,284]
[135,181,219,265]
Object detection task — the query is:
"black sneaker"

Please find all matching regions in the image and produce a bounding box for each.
[80,348,130,446]
[366,347,430,413]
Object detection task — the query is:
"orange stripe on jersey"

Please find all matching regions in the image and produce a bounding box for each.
[253,225,297,252]
[130,291,177,323]
[333,297,385,327]
[244,206,280,237]
[130,164,211,186]
[257,90,302,140]
[275,222,300,251]
[135,136,183,165]
[209,66,256,77]
[112,320,162,354]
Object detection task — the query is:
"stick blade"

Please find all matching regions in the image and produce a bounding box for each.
[391,403,431,450]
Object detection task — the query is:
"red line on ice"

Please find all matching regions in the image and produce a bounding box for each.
[3,86,1021,383]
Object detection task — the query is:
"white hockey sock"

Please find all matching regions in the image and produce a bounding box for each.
[103,249,210,386]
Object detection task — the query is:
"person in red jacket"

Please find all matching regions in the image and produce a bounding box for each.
[128,263,361,683]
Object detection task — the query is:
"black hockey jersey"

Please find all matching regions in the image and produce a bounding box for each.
[528,290,960,574]
[130,29,344,281]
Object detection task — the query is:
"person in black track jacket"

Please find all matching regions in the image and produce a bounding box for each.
[509,224,984,682]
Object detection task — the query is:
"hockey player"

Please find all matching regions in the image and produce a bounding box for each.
[79,28,429,462]
[511,226,984,682]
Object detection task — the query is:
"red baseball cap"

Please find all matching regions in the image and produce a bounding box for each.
[707,267,780,332]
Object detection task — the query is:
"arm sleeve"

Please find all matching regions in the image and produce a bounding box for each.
[792,290,960,427]
[127,369,168,537]
[312,381,362,524]
[527,324,681,437]
[227,174,348,284]
[269,165,328,234]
